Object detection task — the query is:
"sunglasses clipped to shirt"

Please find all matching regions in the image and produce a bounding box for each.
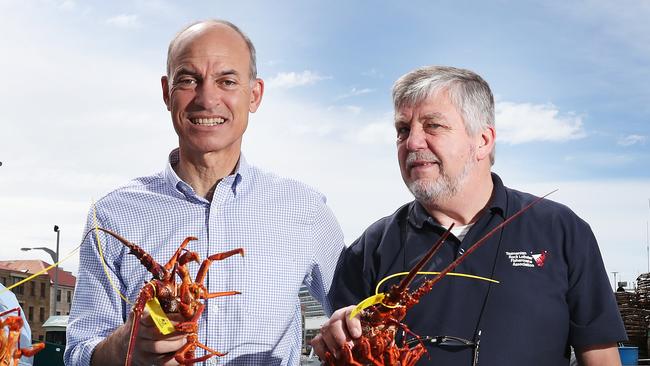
[405,331,482,366]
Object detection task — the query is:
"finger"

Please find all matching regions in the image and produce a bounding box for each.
[134,351,179,366]
[322,324,351,359]
[160,352,182,366]
[320,310,353,359]
[343,305,362,339]
[137,336,188,355]
[140,308,155,327]
[310,334,327,360]
[138,312,185,340]
[140,307,181,328]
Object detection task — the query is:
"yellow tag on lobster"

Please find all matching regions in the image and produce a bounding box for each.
[349,293,387,319]
[145,298,175,335]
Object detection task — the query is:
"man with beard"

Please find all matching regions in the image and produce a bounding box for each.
[311,66,626,365]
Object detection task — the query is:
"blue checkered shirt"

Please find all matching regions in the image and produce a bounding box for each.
[64,150,345,366]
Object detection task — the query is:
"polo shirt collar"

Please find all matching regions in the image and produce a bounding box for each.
[407,172,508,229]
[163,148,247,199]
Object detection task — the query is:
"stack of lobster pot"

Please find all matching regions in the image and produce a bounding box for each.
[615,289,646,358]
[616,272,650,359]
[638,273,650,359]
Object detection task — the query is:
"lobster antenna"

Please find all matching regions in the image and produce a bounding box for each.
[0,307,21,318]
[411,190,557,300]
[393,224,455,295]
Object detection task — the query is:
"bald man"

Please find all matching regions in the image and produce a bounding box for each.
[65,20,344,366]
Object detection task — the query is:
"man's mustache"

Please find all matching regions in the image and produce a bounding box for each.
[406,151,441,167]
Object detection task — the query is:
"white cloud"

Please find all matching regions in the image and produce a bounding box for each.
[58,0,76,10]
[502,177,650,287]
[106,14,141,29]
[496,102,586,144]
[361,68,384,78]
[618,134,647,146]
[335,87,374,100]
[347,114,395,145]
[265,71,331,89]
[563,152,636,166]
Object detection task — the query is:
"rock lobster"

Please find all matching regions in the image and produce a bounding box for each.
[92,228,243,365]
[0,307,44,366]
[323,193,552,366]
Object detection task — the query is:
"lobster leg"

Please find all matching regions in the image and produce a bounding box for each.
[13,343,46,365]
[174,303,227,364]
[205,290,241,299]
[175,302,204,333]
[174,334,228,364]
[194,248,244,285]
[165,237,199,272]
[401,344,426,366]
[0,307,20,318]
[355,337,382,366]
[125,283,155,366]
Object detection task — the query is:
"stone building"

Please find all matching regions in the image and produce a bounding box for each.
[0,260,76,341]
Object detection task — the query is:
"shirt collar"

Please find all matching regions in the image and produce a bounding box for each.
[163,148,248,199]
[407,172,507,229]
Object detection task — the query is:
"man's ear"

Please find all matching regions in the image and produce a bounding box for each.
[161,76,171,111]
[476,126,496,161]
[249,78,264,113]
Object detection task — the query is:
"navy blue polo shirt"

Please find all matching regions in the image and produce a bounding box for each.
[330,173,626,366]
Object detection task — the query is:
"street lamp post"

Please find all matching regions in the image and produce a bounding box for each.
[20,225,60,316]
[54,225,60,315]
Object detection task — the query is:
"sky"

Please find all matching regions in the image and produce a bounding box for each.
[0,0,648,289]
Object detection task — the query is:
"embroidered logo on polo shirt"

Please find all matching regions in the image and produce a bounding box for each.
[506,251,548,267]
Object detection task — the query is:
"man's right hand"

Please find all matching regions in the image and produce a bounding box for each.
[310,305,362,361]
[91,309,187,366]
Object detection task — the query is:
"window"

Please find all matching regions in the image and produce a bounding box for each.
[28,307,34,321]
[30,282,35,296]
[57,289,61,302]
[39,307,45,322]
[67,290,72,303]
[56,311,61,315]
[14,283,23,295]
[40,283,45,298]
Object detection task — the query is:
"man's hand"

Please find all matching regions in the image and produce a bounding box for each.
[91,309,187,366]
[310,305,361,360]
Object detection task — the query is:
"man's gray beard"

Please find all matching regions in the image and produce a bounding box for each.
[407,150,475,204]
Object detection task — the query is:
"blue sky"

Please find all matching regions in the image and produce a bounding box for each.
[1,0,648,288]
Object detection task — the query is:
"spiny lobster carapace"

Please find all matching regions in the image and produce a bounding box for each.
[0,307,45,366]
[91,228,243,365]
[323,192,553,366]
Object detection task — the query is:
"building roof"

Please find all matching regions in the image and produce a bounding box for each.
[43,315,69,330]
[0,260,76,287]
